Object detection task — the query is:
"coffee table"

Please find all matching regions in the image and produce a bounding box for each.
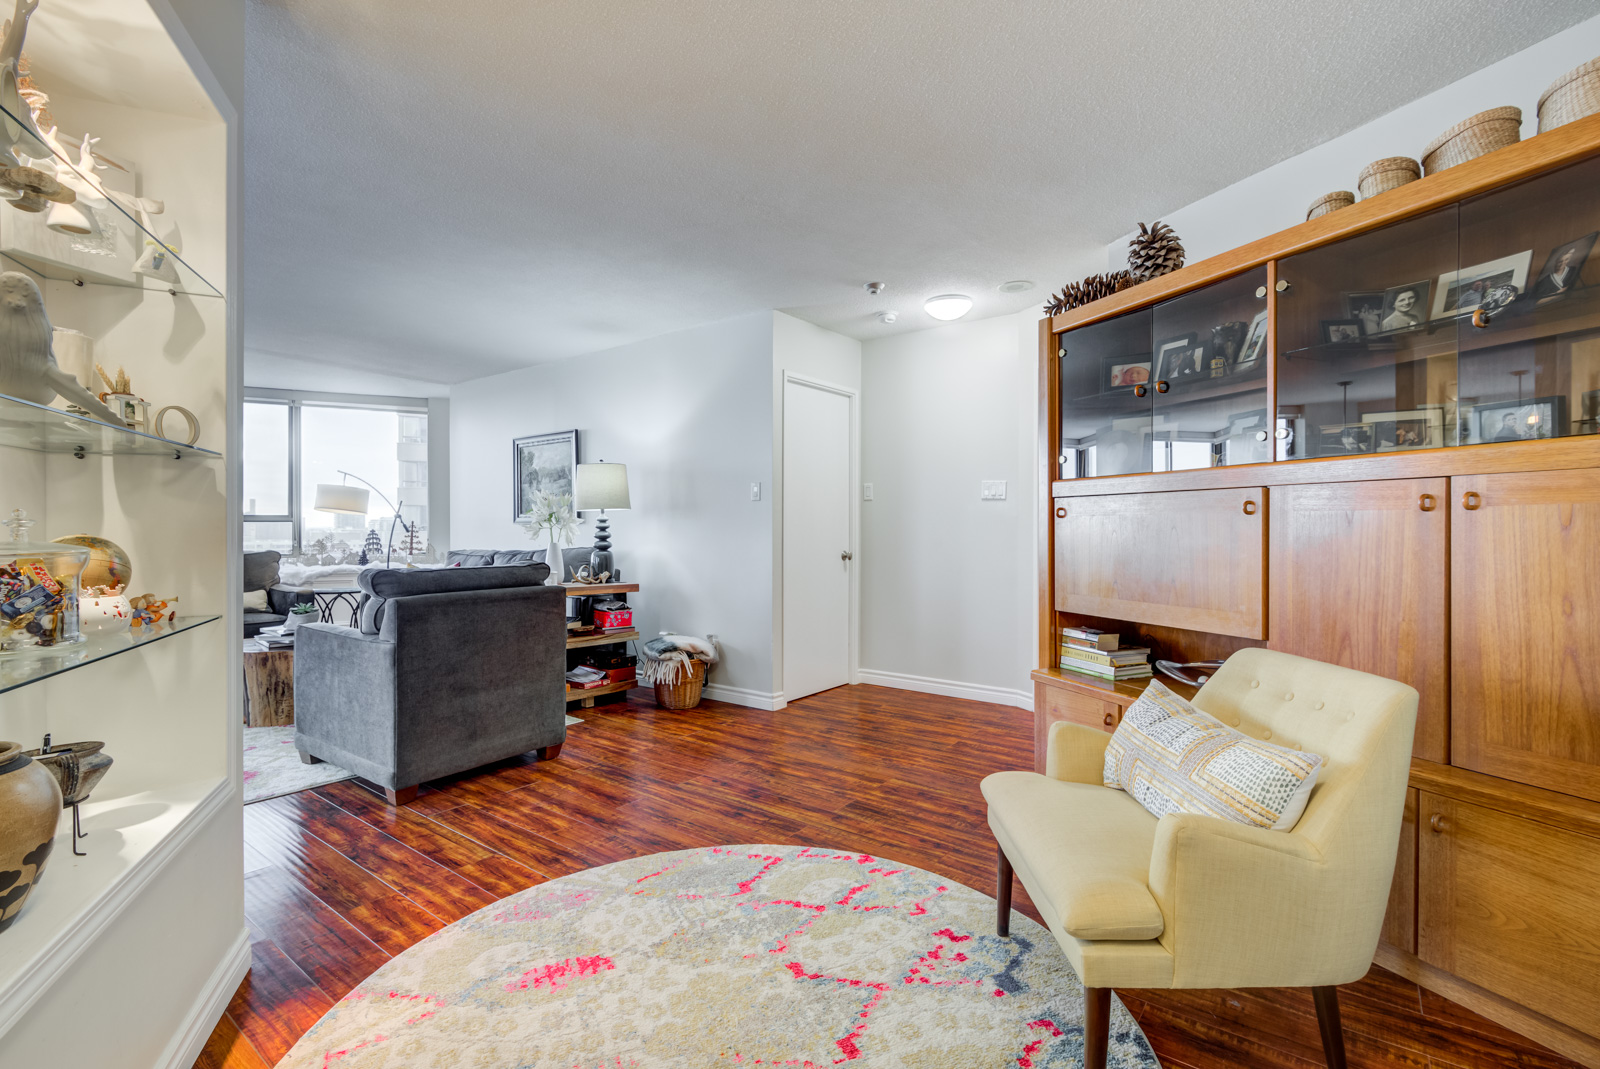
[243,637,295,727]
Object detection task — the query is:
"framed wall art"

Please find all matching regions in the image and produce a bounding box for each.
[1532,231,1597,302]
[513,429,579,520]
[1431,251,1532,320]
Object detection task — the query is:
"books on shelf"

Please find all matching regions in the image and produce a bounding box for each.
[1058,656,1153,680]
[1061,626,1117,651]
[566,665,609,689]
[1057,644,1149,667]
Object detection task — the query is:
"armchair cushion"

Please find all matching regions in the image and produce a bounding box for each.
[982,771,1164,941]
[1104,679,1323,831]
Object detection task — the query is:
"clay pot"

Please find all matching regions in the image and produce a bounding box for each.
[0,740,63,934]
[26,740,113,806]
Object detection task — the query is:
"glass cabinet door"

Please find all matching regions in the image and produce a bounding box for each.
[1456,153,1600,445]
[1057,308,1153,478]
[1150,266,1270,469]
[1276,207,1459,458]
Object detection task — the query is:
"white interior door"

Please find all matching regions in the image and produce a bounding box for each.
[783,379,852,701]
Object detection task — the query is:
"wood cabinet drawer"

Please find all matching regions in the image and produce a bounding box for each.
[1418,792,1600,1037]
[1054,487,1265,639]
[1033,681,1120,773]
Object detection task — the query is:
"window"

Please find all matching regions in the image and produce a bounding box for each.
[242,392,429,559]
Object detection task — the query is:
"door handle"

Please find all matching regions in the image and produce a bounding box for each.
[1471,308,1492,329]
[1462,491,1482,511]
[1055,506,1067,518]
[1429,813,1450,834]
[1419,493,1436,512]
[1133,384,1147,398]
[841,550,853,561]
[1103,711,1115,727]
[1242,500,1258,516]
[1155,381,1170,394]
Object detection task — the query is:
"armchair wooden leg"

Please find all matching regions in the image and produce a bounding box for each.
[1312,985,1348,1069]
[537,743,563,761]
[996,843,1013,937]
[1083,986,1110,1069]
[384,785,418,806]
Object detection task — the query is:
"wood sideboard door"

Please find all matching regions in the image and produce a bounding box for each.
[1452,470,1600,801]
[1268,478,1448,762]
[1054,487,1266,639]
[1417,792,1600,1038]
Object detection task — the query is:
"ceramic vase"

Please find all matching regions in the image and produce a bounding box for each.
[0,740,63,934]
[546,534,564,585]
[80,593,132,634]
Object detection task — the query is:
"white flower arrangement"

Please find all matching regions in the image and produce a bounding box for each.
[520,490,579,544]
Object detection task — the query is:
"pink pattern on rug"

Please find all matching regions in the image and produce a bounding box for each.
[1016,1018,1065,1067]
[505,955,615,992]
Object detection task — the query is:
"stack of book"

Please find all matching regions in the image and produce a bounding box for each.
[1059,627,1152,681]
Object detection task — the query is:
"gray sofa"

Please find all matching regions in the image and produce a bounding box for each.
[243,550,314,638]
[447,546,591,582]
[293,561,566,805]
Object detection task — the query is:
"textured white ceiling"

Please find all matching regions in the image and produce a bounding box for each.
[245,0,1600,385]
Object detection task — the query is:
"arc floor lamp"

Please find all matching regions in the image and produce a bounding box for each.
[313,470,415,566]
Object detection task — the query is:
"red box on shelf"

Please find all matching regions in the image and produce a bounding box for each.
[603,666,637,685]
[594,608,633,629]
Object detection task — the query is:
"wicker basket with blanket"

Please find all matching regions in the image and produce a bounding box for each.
[639,634,718,710]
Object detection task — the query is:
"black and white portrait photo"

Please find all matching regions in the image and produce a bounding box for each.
[1344,292,1385,336]
[1533,232,1596,302]
[1471,397,1566,445]
[1379,281,1430,333]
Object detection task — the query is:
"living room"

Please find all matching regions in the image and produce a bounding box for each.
[4,3,1600,1068]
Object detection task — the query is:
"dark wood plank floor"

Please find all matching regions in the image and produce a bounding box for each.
[195,686,1579,1069]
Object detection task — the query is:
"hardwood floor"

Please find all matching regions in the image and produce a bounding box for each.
[195,686,1579,1069]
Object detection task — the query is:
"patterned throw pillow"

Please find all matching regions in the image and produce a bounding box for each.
[1103,679,1323,831]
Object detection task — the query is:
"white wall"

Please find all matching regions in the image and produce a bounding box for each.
[1109,14,1600,267]
[771,312,862,702]
[450,312,778,704]
[859,311,1037,708]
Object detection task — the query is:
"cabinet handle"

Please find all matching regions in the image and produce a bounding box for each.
[1058,346,1067,358]
[1103,711,1115,727]
[1156,380,1170,394]
[1471,308,1492,329]
[1462,491,1482,511]
[1242,500,1258,516]
[1275,279,1291,293]
[1055,506,1067,519]
[1254,430,1269,441]
[1429,813,1450,834]
[1133,384,1148,398]
[1255,285,1268,299]
[1419,493,1436,512]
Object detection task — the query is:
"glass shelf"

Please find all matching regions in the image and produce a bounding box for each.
[0,100,222,300]
[0,615,220,694]
[0,392,220,459]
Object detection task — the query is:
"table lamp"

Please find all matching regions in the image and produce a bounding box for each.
[574,461,630,578]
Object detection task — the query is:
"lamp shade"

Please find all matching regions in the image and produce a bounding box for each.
[313,483,370,515]
[574,462,630,512]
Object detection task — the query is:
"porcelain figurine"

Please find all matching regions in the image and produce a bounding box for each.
[0,271,125,425]
[133,220,180,284]
[0,0,54,169]
[0,739,61,934]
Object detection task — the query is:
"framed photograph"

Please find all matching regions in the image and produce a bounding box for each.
[1317,422,1373,456]
[1374,280,1431,334]
[1469,396,1567,445]
[1105,359,1150,390]
[1431,251,1533,320]
[1321,319,1364,346]
[512,429,579,520]
[1532,231,1597,302]
[1233,310,1270,373]
[1153,333,1203,383]
[1362,408,1444,451]
[1344,291,1386,336]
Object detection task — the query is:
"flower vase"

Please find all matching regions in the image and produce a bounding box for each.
[546,534,564,585]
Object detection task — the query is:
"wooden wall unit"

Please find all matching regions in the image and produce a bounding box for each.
[1036,111,1600,1068]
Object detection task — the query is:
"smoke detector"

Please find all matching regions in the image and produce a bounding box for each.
[998,280,1035,293]
[878,311,898,324]
[865,281,886,295]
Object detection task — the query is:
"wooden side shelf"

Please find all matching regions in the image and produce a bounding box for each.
[560,583,640,596]
[566,627,639,650]
[566,679,637,707]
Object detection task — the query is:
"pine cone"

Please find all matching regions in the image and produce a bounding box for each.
[1042,271,1135,316]
[1127,221,1186,282]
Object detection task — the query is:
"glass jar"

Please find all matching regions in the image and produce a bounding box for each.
[0,509,87,655]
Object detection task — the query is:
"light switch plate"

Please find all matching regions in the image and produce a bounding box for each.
[981,480,1007,500]
[862,483,874,501]
[751,482,761,501]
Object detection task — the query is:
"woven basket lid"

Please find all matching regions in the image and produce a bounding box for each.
[1421,106,1522,161]
[1358,156,1421,183]
[1540,55,1600,112]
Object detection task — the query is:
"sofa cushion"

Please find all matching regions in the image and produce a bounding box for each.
[982,770,1163,941]
[243,550,280,593]
[1104,679,1324,831]
[356,561,551,634]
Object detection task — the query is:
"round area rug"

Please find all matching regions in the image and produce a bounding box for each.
[278,844,1160,1068]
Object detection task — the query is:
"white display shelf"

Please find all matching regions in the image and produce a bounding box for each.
[0,393,221,460]
[0,775,231,1034]
[0,616,221,695]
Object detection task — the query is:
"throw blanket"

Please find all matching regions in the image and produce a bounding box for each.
[639,633,718,685]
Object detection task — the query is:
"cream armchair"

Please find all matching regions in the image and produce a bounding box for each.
[983,648,1417,1069]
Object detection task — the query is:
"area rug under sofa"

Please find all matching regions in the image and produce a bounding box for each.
[276,843,1160,1067]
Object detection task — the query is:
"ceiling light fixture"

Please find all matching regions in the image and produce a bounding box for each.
[924,294,972,321]
[998,280,1035,293]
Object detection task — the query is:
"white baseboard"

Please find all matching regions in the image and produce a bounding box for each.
[857,669,1032,711]
[701,682,787,710]
[158,925,251,1069]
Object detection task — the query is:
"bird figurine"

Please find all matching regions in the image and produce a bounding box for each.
[0,271,126,425]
